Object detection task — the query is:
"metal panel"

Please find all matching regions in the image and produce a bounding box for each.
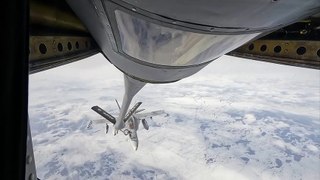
[229,40,320,69]
[25,121,37,180]
[29,36,99,73]
[121,0,320,32]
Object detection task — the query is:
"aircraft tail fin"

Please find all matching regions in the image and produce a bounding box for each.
[91,106,116,124]
[135,109,145,114]
[115,99,121,110]
[124,102,142,122]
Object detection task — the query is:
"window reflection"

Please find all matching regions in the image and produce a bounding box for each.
[115,10,259,66]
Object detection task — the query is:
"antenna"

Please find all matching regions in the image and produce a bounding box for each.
[115,99,121,110]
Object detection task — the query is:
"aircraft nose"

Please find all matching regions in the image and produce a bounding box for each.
[129,131,139,150]
[132,141,138,151]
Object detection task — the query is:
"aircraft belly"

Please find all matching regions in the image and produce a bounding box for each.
[66,0,212,83]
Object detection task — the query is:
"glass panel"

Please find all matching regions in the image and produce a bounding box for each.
[115,10,259,66]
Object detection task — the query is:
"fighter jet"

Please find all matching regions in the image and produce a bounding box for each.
[64,0,320,148]
[4,0,320,178]
[89,100,167,150]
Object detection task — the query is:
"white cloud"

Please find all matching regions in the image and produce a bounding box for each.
[243,114,256,124]
[29,54,320,180]
[306,144,318,152]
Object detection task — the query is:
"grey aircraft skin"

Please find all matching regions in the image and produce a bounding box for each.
[66,0,320,149]
[90,100,166,150]
[125,109,167,150]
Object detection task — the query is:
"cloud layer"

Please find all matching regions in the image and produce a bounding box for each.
[29,54,320,180]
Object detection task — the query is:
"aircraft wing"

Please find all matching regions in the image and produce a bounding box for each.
[91,106,116,124]
[86,119,108,129]
[124,102,142,122]
[28,0,319,74]
[135,110,167,119]
[92,119,107,124]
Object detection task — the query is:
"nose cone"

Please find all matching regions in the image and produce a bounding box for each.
[129,131,139,151]
[131,141,138,151]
